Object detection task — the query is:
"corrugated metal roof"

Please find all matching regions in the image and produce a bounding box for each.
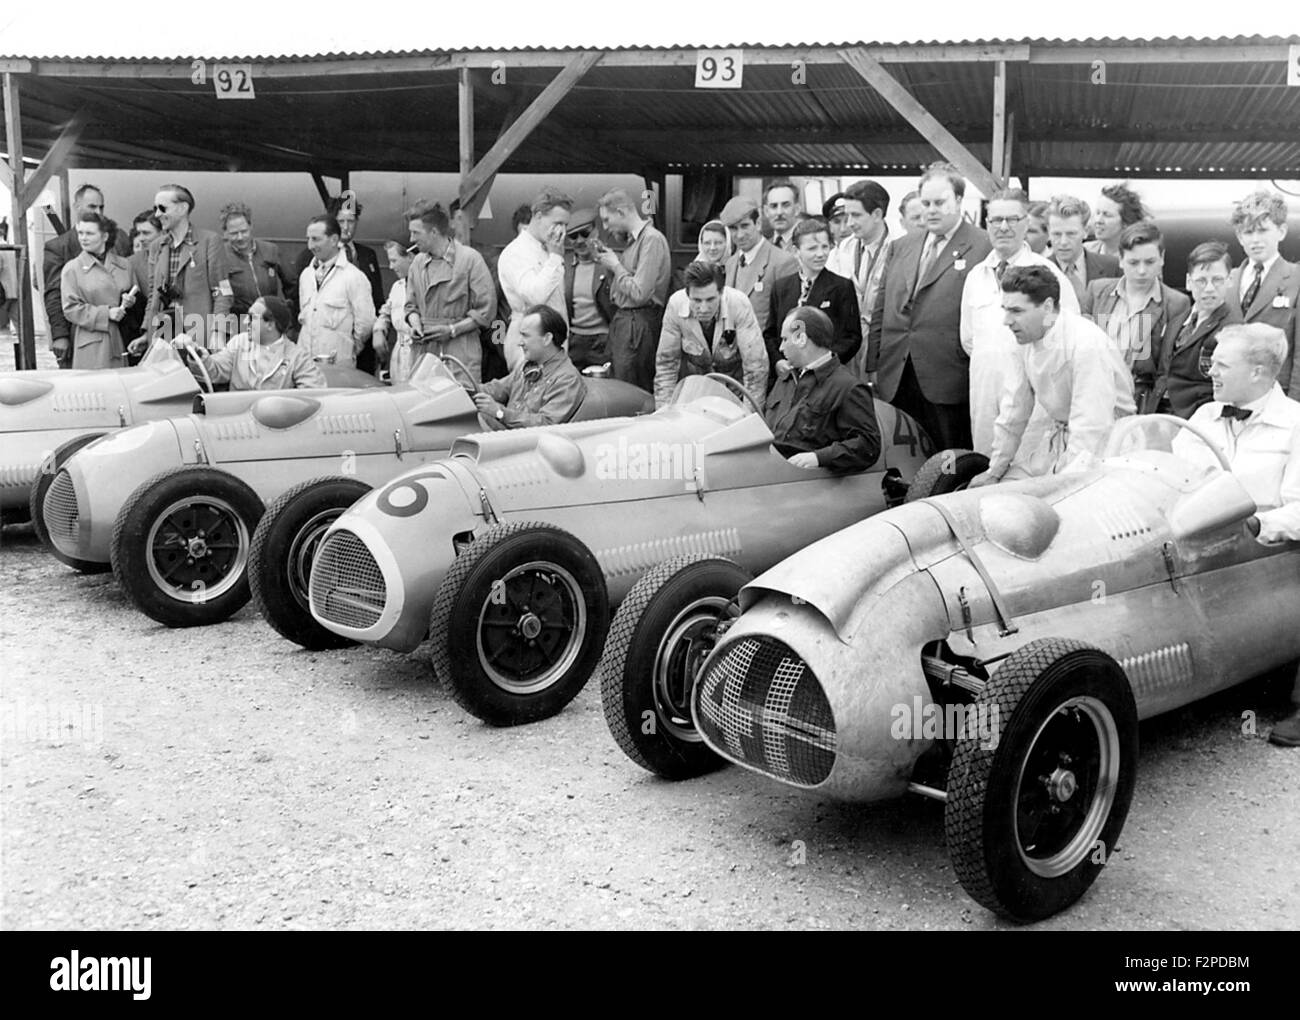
[4,35,1300,178]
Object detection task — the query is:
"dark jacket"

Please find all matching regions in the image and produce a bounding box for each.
[1159,302,1241,419]
[1225,258,1300,396]
[869,220,992,404]
[1081,278,1192,414]
[763,356,881,473]
[140,226,233,345]
[765,268,862,378]
[564,256,616,327]
[43,227,131,341]
[1053,249,1121,304]
[223,239,292,317]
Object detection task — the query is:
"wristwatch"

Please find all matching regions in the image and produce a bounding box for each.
[495,408,505,421]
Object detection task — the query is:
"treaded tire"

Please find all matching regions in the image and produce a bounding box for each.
[905,449,990,502]
[599,554,748,780]
[249,476,371,650]
[944,637,1138,922]
[31,433,110,573]
[111,466,265,628]
[429,521,609,726]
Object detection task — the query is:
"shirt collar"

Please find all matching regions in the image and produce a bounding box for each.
[1251,382,1292,426]
[168,224,194,249]
[1247,253,1281,280]
[1117,277,1162,308]
[314,252,340,270]
[798,351,835,377]
[740,236,766,265]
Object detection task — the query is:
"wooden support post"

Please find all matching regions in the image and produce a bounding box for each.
[1003,111,1016,183]
[839,46,1002,196]
[991,61,1006,191]
[458,51,604,213]
[310,172,331,208]
[3,72,37,370]
[458,68,477,235]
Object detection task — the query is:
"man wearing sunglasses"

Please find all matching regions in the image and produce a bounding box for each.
[133,184,233,353]
[563,208,616,371]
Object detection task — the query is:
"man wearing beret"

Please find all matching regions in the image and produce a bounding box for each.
[721,195,798,338]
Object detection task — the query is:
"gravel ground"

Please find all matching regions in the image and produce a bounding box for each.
[2,515,1298,931]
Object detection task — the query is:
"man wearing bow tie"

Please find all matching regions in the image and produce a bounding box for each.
[1171,323,1300,747]
[472,304,584,429]
[1226,191,1300,398]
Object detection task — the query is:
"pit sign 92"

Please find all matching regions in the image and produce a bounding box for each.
[695,50,743,89]
[213,64,256,100]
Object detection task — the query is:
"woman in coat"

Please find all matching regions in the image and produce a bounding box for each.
[61,212,137,370]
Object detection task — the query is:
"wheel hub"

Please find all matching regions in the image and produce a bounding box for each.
[1045,766,1077,802]
[475,562,586,695]
[519,612,543,640]
[186,535,209,558]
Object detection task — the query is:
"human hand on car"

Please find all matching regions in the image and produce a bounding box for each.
[787,452,819,469]
[473,393,502,417]
[969,470,1001,488]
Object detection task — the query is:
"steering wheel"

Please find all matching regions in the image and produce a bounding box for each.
[704,373,762,416]
[1104,413,1231,472]
[439,354,478,394]
[175,341,215,394]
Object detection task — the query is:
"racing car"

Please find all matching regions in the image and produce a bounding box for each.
[597,414,1300,921]
[39,353,652,628]
[307,373,933,726]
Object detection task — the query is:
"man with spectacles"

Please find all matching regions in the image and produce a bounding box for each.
[562,208,616,371]
[1156,242,1242,418]
[134,184,233,353]
[962,188,1077,457]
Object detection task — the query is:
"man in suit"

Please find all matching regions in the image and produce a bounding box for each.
[1047,194,1121,305]
[869,161,993,450]
[722,196,797,337]
[827,179,893,381]
[1082,221,1191,414]
[43,183,132,368]
[1226,190,1300,398]
[291,195,385,372]
[763,180,801,252]
[765,217,861,387]
[133,184,233,352]
[1158,241,1242,418]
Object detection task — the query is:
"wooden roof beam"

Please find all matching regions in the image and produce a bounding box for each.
[839,46,1002,195]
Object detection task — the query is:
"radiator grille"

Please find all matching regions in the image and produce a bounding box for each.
[44,470,80,551]
[696,636,836,787]
[309,529,387,631]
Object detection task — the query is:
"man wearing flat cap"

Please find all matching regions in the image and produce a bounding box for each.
[563,208,617,371]
[722,195,798,338]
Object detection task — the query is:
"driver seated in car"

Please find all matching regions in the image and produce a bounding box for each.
[472,304,584,428]
[1170,323,1300,747]
[971,266,1135,485]
[762,306,880,472]
[177,296,326,391]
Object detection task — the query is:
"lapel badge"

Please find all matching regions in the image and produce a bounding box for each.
[953,257,967,272]
[1273,294,1290,308]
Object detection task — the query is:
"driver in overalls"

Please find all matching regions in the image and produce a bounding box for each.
[652,260,768,409]
[971,265,1135,485]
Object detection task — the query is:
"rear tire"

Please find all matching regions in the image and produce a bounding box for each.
[905,449,989,502]
[111,466,264,628]
[249,476,371,649]
[31,433,109,573]
[599,554,748,780]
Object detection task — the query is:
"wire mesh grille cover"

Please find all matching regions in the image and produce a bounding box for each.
[696,635,836,786]
[309,529,387,631]
[44,469,80,550]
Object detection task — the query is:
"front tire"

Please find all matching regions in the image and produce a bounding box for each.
[905,449,989,502]
[599,554,748,779]
[31,433,109,573]
[249,476,371,649]
[111,466,264,628]
[429,521,609,726]
[944,637,1138,921]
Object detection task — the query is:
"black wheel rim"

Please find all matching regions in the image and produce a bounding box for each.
[145,495,250,603]
[287,509,344,612]
[474,560,586,694]
[652,595,737,743]
[1012,695,1120,877]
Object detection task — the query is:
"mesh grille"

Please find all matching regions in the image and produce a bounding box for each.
[696,636,836,787]
[309,529,387,631]
[44,470,80,550]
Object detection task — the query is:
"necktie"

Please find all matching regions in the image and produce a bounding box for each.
[853,239,865,278]
[773,235,784,250]
[1242,262,1264,310]
[314,260,328,287]
[346,242,357,265]
[995,259,1008,283]
[799,275,812,304]
[1219,404,1252,422]
[914,235,938,297]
